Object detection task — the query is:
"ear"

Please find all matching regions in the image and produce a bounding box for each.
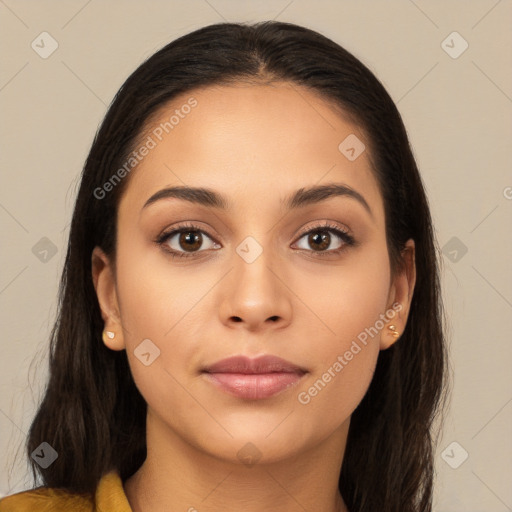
[91,246,125,351]
[380,238,416,350]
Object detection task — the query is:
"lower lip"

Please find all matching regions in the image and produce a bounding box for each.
[203,372,304,400]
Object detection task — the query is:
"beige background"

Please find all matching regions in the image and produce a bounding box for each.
[1,1,511,510]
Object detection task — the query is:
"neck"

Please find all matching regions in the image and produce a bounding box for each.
[124,411,350,512]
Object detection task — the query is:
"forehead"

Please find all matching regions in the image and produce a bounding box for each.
[119,82,383,220]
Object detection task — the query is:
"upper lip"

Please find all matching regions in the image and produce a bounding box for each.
[202,355,307,374]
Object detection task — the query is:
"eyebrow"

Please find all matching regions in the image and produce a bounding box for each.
[142,183,373,219]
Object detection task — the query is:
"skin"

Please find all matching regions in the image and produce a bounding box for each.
[92,81,416,512]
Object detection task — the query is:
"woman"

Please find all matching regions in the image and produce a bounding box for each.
[0,20,448,512]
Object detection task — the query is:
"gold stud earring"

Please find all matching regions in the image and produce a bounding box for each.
[103,330,115,343]
[388,325,400,338]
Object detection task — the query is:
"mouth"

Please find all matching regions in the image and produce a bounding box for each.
[201,355,308,400]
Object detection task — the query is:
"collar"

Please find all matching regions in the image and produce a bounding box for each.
[94,471,133,511]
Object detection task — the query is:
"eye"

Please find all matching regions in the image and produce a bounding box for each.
[292,221,355,257]
[156,221,356,260]
[156,223,220,258]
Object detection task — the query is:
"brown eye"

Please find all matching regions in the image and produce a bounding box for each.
[157,223,221,258]
[306,231,331,251]
[292,222,356,257]
[178,231,203,252]
[295,228,349,253]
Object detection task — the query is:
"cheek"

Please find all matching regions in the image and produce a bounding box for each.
[114,230,211,340]
[293,236,391,348]
[113,235,216,399]
[292,241,391,416]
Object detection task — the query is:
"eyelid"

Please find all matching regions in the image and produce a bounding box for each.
[293,220,351,240]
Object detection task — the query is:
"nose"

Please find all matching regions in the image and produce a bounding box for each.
[219,248,292,332]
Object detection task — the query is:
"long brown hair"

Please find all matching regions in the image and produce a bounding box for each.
[26,20,449,512]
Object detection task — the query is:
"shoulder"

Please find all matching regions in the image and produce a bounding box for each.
[0,487,93,512]
[0,471,131,512]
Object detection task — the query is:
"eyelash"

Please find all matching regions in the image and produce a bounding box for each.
[155,221,356,259]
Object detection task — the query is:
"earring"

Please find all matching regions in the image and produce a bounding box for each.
[102,330,115,343]
[388,325,400,338]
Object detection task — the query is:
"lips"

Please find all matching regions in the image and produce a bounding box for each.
[202,355,307,374]
[202,355,307,400]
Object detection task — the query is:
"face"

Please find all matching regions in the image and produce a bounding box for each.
[93,82,415,465]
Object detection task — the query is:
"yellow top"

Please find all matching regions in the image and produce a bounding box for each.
[0,471,132,512]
